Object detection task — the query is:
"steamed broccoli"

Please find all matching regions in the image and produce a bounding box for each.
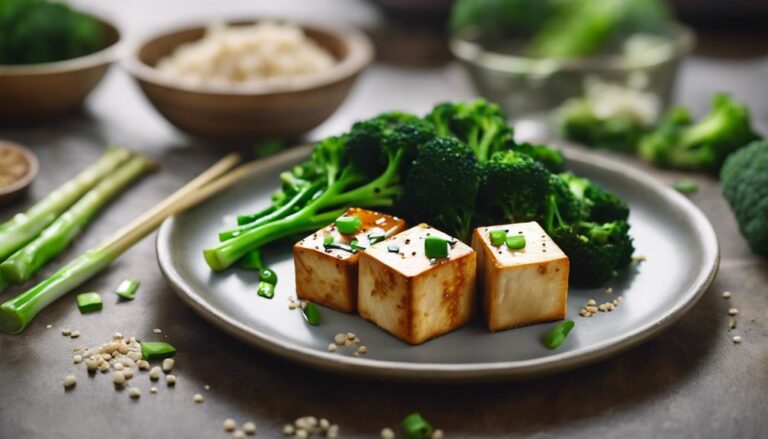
[206,112,428,270]
[558,172,629,223]
[426,100,514,162]
[721,140,768,257]
[514,142,565,172]
[639,94,759,171]
[397,137,480,242]
[476,150,551,225]
[557,98,650,152]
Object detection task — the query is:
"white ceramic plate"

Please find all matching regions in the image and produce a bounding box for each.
[156,146,718,381]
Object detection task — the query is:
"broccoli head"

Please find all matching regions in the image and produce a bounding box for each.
[721,140,768,257]
[558,172,629,222]
[397,137,480,242]
[476,150,551,225]
[557,98,648,152]
[426,100,513,162]
[514,142,566,172]
[550,220,634,286]
[639,94,759,171]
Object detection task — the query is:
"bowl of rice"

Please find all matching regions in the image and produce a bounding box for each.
[123,20,373,141]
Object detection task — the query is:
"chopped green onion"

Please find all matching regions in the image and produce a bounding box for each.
[114,277,140,300]
[351,239,368,251]
[240,249,264,270]
[368,231,386,245]
[673,179,699,194]
[336,216,361,234]
[323,235,334,246]
[302,302,321,325]
[401,412,433,439]
[544,320,575,349]
[506,235,526,250]
[387,243,400,253]
[140,341,176,360]
[76,292,102,314]
[424,236,448,259]
[259,268,278,285]
[324,242,355,253]
[489,229,507,246]
[257,281,275,299]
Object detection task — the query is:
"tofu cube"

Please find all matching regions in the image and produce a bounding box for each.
[294,208,406,312]
[472,222,569,332]
[358,224,477,345]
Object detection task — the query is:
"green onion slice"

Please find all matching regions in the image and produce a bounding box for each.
[506,235,526,250]
[140,341,176,360]
[368,231,386,245]
[115,277,140,300]
[424,236,448,259]
[76,292,102,314]
[336,216,362,234]
[323,235,334,246]
[489,229,507,246]
[302,302,321,325]
[544,320,575,349]
[401,412,433,439]
[257,281,275,299]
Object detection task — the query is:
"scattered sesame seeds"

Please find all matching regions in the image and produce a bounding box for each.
[63,375,77,389]
[224,419,237,432]
[733,336,742,344]
[728,308,739,316]
[166,374,176,386]
[193,393,204,403]
[61,328,71,336]
[128,387,141,399]
[381,428,395,439]
[580,296,622,317]
[243,422,257,435]
[722,291,731,299]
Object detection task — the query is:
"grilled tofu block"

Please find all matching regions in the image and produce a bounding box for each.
[472,222,569,332]
[358,224,477,345]
[294,208,406,312]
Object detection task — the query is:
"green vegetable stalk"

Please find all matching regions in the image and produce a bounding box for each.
[0,156,151,284]
[0,147,132,261]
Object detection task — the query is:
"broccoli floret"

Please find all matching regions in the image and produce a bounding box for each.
[721,140,768,257]
[476,150,551,225]
[397,137,480,242]
[639,94,759,171]
[558,172,629,222]
[557,98,648,152]
[426,100,513,162]
[514,142,565,172]
[550,221,634,286]
[449,0,557,37]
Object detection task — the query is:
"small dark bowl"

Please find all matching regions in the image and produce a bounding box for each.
[0,141,39,206]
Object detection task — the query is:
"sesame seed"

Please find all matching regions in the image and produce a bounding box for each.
[70,330,80,339]
[112,332,123,340]
[587,299,596,306]
[123,368,134,380]
[149,367,161,380]
[150,386,158,394]
[282,424,295,435]
[381,428,395,439]
[722,291,731,299]
[204,384,210,390]
[137,360,150,370]
[605,287,613,293]
[334,333,347,345]
[99,362,110,373]
[327,343,337,352]
[346,332,356,340]
[112,371,126,386]
[193,393,204,403]
[733,336,742,344]
[233,431,245,439]
[73,355,82,364]
[114,363,124,371]
[162,358,175,372]
[243,422,257,435]
[728,308,739,316]
[63,375,76,389]
[223,419,237,432]
[85,359,98,371]
[166,374,176,386]
[295,430,308,439]
[358,345,368,354]
[432,429,444,439]
[61,328,71,336]
[153,328,162,334]
[46,324,52,329]
[128,387,141,399]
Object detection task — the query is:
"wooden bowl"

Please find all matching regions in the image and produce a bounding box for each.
[123,21,374,141]
[0,15,120,125]
[0,141,39,206]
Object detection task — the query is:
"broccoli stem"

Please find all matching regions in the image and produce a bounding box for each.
[0,247,116,334]
[0,156,150,284]
[0,147,133,261]
[236,204,277,226]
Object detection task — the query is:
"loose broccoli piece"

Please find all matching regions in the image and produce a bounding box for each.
[558,172,629,223]
[426,100,513,163]
[549,220,634,286]
[639,94,759,171]
[206,113,425,270]
[397,137,480,242]
[476,150,551,225]
[721,140,768,257]
[557,98,649,152]
[514,142,565,172]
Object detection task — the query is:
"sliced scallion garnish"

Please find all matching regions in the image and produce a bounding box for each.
[302,302,321,325]
[76,292,102,314]
[401,412,433,439]
[336,216,361,234]
[544,320,575,349]
[424,236,448,259]
[114,277,140,300]
[489,229,507,246]
[506,235,526,250]
[140,341,176,360]
[257,281,275,299]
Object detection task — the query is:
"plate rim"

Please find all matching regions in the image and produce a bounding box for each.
[156,145,720,382]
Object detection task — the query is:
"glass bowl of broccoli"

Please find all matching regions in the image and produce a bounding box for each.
[448,0,694,124]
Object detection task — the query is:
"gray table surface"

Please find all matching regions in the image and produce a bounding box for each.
[1,1,767,438]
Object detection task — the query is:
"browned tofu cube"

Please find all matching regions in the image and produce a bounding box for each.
[357,224,477,345]
[472,222,569,332]
[293,208,406,312]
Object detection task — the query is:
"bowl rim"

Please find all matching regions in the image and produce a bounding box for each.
[450,23,695,75]
[0,12,121,76]
[121,18,374,96]
[0,141,39,198]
